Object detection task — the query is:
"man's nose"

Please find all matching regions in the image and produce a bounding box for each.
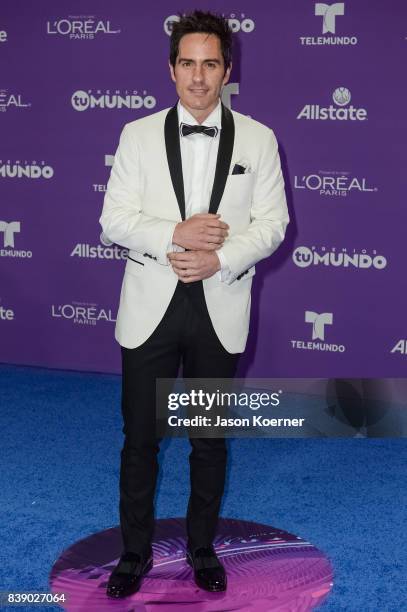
[192,65,204,82]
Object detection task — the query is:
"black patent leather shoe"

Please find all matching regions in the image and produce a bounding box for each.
[186,545,227,592]
[106,551,153,599]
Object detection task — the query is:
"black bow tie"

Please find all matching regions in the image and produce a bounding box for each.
[180,123,219,138]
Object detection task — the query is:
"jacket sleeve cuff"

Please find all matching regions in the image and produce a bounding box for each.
[216,249,236,284]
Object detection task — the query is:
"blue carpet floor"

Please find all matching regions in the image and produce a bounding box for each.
[0,364,406,611]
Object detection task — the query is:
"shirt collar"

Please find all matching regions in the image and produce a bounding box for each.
[177,99,222,130]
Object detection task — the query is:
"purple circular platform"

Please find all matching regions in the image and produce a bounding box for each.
[49,518,333,611]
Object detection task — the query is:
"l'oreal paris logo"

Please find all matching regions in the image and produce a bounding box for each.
[46,17,121,39]
[294,172,377,196]
[51,303,116,325]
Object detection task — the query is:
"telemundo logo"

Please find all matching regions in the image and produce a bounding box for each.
[221,83,239,109]
[297,87,367,121]
[315,2,344,34]
[291,310,345,353]
[300,2,358,46]
[71,90,156,111]
[292,246,387,270]
[0,221,20,248]
[305,311,332,341]
[0,221,32,258]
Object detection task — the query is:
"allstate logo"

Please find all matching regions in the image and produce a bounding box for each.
[297,87,367,121]
[70,232,127,260]
[164,15,179,35]
[332,87,351,106]
[0,303,14,320]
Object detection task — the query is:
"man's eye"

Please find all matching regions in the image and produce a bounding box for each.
[206,63,216,69]
[182,62,191,67]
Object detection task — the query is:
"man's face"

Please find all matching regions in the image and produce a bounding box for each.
[169,32,231,120]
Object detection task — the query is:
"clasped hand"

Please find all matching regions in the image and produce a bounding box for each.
[168,213,229,283]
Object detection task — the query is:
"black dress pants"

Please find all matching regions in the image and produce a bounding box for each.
[119,280,240,556]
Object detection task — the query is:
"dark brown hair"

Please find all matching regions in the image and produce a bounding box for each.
[169,10,232,71]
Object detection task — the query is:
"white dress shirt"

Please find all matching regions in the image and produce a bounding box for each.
[168,99,231,281]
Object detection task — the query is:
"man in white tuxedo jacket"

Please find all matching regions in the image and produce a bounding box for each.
[100,10,289,599]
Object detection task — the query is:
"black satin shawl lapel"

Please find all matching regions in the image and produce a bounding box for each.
[164,104,185,220]
[208,103,235,215]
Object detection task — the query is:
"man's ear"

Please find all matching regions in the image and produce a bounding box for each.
[169,61,176,83]
[222,63,232,86]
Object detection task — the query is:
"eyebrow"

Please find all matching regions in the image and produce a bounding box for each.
[177,58,221,64]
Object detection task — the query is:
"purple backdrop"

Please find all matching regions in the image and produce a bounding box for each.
[1,0,406,377]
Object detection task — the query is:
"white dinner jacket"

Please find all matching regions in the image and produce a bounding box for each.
[100,102,289,353]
